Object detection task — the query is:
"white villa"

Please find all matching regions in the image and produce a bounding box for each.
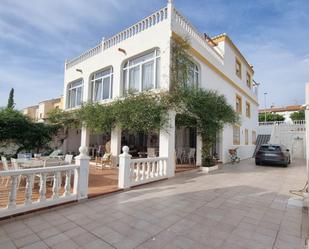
[62,0,259,171]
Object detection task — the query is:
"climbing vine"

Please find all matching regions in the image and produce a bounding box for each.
[170,37,239,166]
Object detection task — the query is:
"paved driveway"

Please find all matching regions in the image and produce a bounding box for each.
[0,159,307,249]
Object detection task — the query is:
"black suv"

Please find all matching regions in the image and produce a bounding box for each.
[255,144,291,167]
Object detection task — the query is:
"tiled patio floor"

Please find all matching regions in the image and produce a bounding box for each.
[0,162,198,206]
[0,159,307,249]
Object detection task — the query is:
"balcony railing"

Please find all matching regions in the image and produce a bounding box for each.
[259,120,305,126]
[118,146,168,188]
[66,6,169,69]
[172,8,224,61]
[0,148,90,219]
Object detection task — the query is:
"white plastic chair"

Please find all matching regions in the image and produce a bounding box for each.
[147,148,156,158]
[64,154,73,164]
[188,148,196,165]
[176,148,184,164]
[49,149,61,158]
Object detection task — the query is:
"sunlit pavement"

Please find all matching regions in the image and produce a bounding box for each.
[0,159,307,249]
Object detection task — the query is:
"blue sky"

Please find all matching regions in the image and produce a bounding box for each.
[0,0,308,109]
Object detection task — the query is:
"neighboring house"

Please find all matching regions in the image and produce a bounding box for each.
[23,97,63,122]
[259,105,303,122]
[22,105,38,121]
[63,0,259,166]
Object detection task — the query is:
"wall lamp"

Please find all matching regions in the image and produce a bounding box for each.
[118,48,126,55]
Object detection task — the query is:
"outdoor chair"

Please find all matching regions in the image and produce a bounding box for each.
[36,159,62,187]
[188,148,196,165]
[95,153,112,169]
[176,148,185,164]
[147,148,156,158]
[48,149,62,158]
[64,154,73,164]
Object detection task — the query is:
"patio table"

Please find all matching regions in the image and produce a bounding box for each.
[18,158,68,169]
[19,160,45,169]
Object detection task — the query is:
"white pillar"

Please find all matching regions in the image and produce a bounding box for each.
[160,110,176,177]
[111,125,122,165]
[80,126,90,153]
[118,146,132,189]
[74,146,90,200]
[196,134,202,166]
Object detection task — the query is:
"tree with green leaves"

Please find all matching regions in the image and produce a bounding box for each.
[47,108,81,147]
[7,88,15,109]
[0,108,59,155]
[290,110,305,121]
[258,113,284,122]
[76,92,169,134]
[175,86,238,166]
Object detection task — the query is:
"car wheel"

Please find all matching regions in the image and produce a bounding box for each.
[255,160,260,166]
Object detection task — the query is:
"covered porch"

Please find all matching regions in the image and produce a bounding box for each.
[61,112,225,196]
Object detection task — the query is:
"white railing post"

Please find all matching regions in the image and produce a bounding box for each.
[25,175,34,205]
[74,146,90,200]
[7,176,18,209]
[118,146,132,189]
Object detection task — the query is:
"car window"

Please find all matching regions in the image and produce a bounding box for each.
[260,146,281,152]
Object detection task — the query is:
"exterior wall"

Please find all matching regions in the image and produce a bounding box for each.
[36,98,62,122]
[171,18,258,163]
[64,129,81,154]
[63,20,172,108]
[23,98,62,122]
[22,106,38,121]
[53,96,64,110]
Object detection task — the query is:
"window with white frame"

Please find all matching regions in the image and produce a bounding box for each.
[187,62,199,87]
[122,49,160,94]
[67,79,83,109]
[91,67,113,102]
[233,125,240,145]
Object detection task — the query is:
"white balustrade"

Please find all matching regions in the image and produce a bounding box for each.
[0,146,90,218]
[259,120,306,126]
[66,6,169,69]
[66,44,102,69]
[118,146,168,189]
[172,8,224,60]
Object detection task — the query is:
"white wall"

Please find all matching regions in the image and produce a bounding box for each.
[64,20,172,108]
[65,129,81,154]
[172,29,258,163]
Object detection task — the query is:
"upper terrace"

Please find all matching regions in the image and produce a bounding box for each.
[65,1,224,70]
[64,1,258,98]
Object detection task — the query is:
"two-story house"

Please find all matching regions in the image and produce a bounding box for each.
[23,97,63,122]
[62,0,259,173]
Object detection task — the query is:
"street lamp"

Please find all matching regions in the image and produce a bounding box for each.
[264,92,268,122]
